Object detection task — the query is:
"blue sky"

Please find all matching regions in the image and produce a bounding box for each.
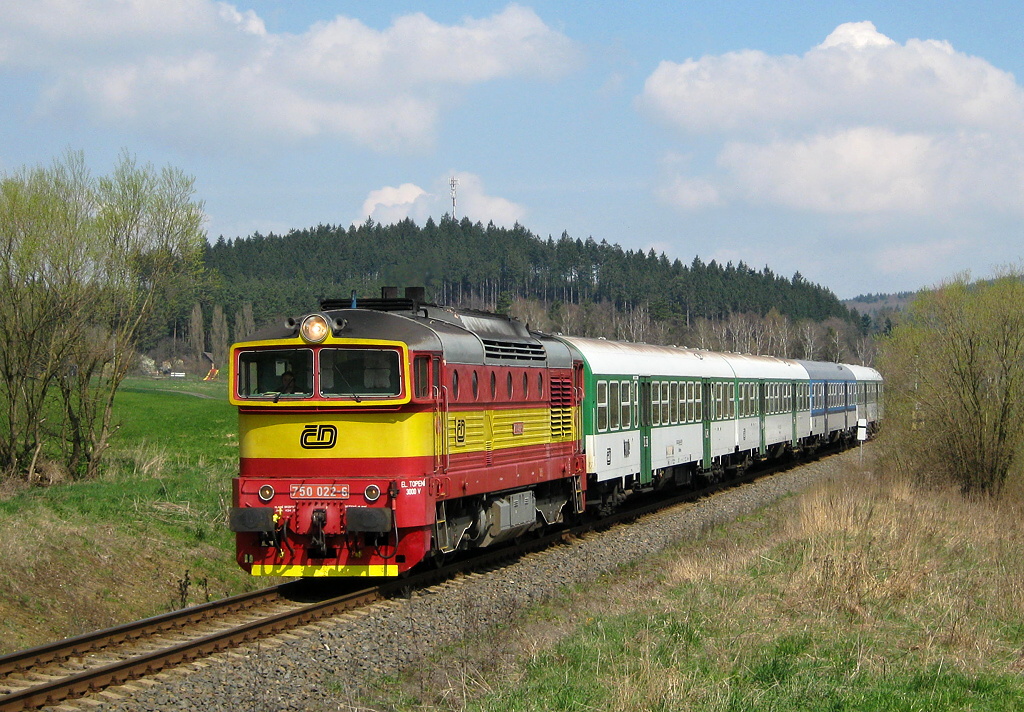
[2,1,1022,298]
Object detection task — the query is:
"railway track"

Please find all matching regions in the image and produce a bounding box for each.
[0,447,839,712]
[0,581,387,712]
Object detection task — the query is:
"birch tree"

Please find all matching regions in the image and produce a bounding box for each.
[0,151,205,480]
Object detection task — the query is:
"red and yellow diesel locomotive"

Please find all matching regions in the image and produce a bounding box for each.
[228,289,586,576]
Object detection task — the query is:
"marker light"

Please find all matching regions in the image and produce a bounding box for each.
[364,484,381,502]
[300,314,330,343]
[258,484,275,502]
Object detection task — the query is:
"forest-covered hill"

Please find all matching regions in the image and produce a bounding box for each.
[204,215,855,328]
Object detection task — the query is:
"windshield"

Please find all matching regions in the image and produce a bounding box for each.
[321,348,401,397]
[237,348,313,398]
[235,347,401,400]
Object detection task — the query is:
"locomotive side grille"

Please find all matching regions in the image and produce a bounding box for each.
[482,339,547,362]
[549,377,574,439]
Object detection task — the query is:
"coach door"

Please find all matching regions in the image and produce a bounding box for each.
[638,376,653,484]
[758,382,767,457]
[701,379,712,470]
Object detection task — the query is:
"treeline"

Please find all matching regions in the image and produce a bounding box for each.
[201,215,857,332]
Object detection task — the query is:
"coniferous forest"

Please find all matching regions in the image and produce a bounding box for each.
[161,216,881,371]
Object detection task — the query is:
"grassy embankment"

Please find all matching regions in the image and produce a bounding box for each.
[359,453,1024,711]
[0,376,264,655]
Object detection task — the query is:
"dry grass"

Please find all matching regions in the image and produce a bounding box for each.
[362,452,1024,711]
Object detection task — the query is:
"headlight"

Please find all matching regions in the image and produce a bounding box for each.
[258,484,275,502]
[300,314,330,343]
[364,484,381,502]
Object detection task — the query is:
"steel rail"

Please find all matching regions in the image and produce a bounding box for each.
[0,583,389,712]
[0,584,294,678]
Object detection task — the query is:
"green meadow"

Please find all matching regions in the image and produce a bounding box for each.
[0,377,265,654]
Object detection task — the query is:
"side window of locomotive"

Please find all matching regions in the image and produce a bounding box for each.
[237,349,313,398]
[597,380,608,431]
[320,349,401,398]
[414,356,430,399]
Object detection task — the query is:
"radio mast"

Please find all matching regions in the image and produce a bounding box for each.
[450,176,459,220]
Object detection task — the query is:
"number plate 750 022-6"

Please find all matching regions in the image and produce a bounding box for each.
[289,484,350,499]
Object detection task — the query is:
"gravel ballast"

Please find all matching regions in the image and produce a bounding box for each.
[51,451,860,712]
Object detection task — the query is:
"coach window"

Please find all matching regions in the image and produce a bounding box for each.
[649,381,659,426]
[621,382,632,428]
[670,382,679,423]
[663,381,671,426]
[597,380,608,431]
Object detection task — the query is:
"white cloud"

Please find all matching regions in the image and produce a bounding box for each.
[656,175,722,210]
[358,172,526,228]
[0,2,579,153]
[641,21,1024,218]
[361,183,431,226]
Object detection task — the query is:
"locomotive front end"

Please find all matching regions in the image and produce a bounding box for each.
[228,311,437,577]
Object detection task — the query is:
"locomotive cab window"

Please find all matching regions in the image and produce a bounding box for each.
[320,349,401,398]
[237,349,313,398]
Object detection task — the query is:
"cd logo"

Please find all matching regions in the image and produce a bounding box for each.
[300,424,337,449]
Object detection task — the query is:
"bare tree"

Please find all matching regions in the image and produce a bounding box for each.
[210,304,229,370]
[797,320,820,360]
[508,297,551,333]
[189,303,205,367]
[620,302,650,342]
[764,308,792,358]
[233,302,257,344]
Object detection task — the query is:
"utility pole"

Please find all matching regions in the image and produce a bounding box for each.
[450,176,459,220]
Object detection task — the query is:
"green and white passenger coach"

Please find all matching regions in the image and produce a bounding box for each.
[555,337,882,512]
